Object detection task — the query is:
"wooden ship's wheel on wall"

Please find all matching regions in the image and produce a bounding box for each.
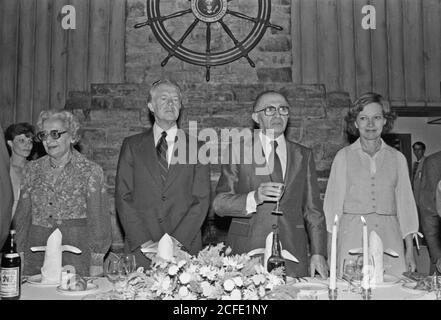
[135,0,282,81]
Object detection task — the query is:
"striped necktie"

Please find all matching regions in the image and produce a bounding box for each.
[156,131,168,183]
[270,141,284,183]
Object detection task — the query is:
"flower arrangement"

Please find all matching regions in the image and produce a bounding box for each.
[124,243,288,300]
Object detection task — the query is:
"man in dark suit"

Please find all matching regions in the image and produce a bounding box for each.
[0,122,13,248]
[115,79,210,267]
[213,90,328,278]
[419,150,441,273]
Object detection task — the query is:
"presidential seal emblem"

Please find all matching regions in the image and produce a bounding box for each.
[191,0,227,22]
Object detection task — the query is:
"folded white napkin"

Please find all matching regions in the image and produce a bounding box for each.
[30,229,81,284]
[140,233,177,261]
[348,230,398,285]
[248,232,299,270]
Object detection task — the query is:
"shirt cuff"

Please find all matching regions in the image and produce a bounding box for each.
[246,191,257,215]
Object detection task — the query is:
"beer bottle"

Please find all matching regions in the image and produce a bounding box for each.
[267,224,286,281]
[1,230,21,300]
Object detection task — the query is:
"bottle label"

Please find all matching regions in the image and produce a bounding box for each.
[0,267,20,297]
[4,253,19,258]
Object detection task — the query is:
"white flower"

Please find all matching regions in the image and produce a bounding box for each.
[225,247,232,255]
[179,272,191,284]
[183,292,197,300]
[168,265,179,276]
[243,288,259,300]
[201,282,215,297]
[258,286,266,298]
[231,289,241,300]
[251,274,266,285]
[161,276,171,291]
[177,260,186,268]
[223,279,235,292]
[233,277,243,287]
[178,286,189,297]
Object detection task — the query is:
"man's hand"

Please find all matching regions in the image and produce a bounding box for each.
[255,182,284,205]
[405,250,417,272]
[436,258,441,273]
[310,254,328,279]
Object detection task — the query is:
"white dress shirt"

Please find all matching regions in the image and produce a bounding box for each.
[153,123,178,167]
[245,131,287,214]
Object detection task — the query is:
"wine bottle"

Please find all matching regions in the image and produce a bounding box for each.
[267,224,286,281]
[1,230,21,300]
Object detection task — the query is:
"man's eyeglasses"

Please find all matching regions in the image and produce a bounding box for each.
[255,105,290,116]
[36,130,68,142]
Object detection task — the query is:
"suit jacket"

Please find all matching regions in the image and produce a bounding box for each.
[0,123,12,248]
[419,151,441,264]
[115,128,210,263]
[213,132,327,277]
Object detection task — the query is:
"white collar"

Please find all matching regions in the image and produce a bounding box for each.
[153,123,178,143]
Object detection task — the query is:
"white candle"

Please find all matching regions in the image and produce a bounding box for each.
[329,215,338,290]
[361,216,369,289]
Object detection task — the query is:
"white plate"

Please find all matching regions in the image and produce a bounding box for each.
[26,274,59,287]
[57,283,99,296]
[290,282,328,295]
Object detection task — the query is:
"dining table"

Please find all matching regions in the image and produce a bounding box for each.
[19,276,438,300]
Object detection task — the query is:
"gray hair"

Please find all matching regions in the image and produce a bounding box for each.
[148,79,182,104]
[36,110,81,143]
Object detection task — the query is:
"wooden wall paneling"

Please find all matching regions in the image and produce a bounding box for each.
[370,0,389,98]
[33,0,52,124]
[50,0,69,110]
[299,0,318,83]
[386,0,405,105]
[402,0,425,102]
[88,0,110,83]
[108,0,126,83]
[422,0,441,103]
[338,0,356,100]
[67,0,90,92]
[0,0,19,127]
[317,0,339,92]
[16,0,36,123]
[353,0,372,97]
[291,0,302,83]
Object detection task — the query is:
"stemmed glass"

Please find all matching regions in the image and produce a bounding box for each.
[120,254,137,275]
[342,259,357,292]
[104,258,124,299]
[271,183,285,215]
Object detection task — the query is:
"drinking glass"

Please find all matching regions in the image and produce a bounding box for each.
[342,259,357,293]
[105,259,123,299]
[120,254,137,275]
[272,183,285,215]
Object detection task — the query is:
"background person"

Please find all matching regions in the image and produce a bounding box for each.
[5,122,35,218]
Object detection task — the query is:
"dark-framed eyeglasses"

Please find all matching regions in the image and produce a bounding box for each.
[36,130,68,142]
[255,105,290,116]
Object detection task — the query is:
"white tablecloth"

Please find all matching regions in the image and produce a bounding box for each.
[20,277,436,300]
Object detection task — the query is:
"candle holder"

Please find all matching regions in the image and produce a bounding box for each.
[361,287,372,300]
[328,288,338,300]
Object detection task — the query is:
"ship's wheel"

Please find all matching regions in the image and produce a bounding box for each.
[135,0,282,81]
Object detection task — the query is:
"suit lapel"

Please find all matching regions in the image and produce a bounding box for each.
[284,140,303,191]
[139,129,163,187]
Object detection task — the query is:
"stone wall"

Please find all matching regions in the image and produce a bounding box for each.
[66,83,350,250]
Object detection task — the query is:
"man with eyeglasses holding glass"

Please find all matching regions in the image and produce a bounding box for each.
[115,79,210,269]
[213,90,328,278]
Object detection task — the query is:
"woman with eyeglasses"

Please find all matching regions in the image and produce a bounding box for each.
[4,123,35,218]
[323,92,419,279]
[14,110,111,277]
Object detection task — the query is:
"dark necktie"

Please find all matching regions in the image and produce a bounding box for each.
[412,161,419,182]
[269,141,284,183]
[156,131,168,183]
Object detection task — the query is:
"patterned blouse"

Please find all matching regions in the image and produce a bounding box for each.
[14,149,111,276]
